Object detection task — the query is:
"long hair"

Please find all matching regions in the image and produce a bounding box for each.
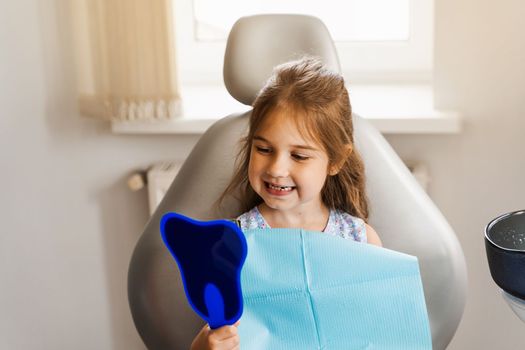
[219,57,369,221]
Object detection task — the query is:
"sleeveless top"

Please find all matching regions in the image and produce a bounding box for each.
[236,206,367,243]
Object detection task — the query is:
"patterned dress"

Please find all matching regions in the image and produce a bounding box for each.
[236,206,367,243]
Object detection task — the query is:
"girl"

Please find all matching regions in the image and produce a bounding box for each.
[191,57,382,350]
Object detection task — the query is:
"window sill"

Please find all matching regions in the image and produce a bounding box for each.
[111,84,462,135]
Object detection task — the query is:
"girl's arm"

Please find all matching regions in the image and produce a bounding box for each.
[191,322,240,350]
[365,224,383,247]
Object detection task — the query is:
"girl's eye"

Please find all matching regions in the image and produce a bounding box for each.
[292,154,310,161]
[255,146,271,154]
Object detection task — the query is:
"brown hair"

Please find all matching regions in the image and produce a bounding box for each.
[219,57,369,221]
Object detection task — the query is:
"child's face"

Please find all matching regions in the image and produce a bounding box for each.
[248,108,331,214]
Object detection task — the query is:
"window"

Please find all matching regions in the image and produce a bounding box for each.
[173,0,433,85]
[194,0,410,42]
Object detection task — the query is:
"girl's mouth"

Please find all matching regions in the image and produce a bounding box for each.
[264,182,296,195]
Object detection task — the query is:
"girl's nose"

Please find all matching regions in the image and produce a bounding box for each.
[266,155,289,178]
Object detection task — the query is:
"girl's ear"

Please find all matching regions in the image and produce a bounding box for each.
[328,166,340,176]
[328,144,353,176]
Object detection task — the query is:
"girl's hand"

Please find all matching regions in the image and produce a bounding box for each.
[190,321,240,350]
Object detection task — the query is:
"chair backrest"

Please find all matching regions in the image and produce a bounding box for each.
[128,14,467,350]
[223,14,340,105]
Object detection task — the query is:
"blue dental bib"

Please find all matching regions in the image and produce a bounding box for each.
[238,228,432,349]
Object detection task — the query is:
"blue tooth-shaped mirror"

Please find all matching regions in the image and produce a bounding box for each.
[160,212,248,329]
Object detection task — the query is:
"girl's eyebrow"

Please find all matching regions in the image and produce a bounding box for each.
[253,135,319,151]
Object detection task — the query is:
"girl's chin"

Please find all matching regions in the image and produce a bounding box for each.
[260,198,296,211]
[262,204,290,213]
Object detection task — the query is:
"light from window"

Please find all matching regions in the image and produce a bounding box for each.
[193,0,409,42]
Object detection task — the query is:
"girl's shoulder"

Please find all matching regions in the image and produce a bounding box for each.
[236,206,270,230]
[325,209,367,243]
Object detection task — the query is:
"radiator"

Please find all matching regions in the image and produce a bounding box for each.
[146,162,182,215]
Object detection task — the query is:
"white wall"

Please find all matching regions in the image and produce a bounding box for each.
[1,0,524,349]
[0,1,199,349]
[386,0,525,347]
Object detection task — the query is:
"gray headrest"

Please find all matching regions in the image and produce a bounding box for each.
[223,14,341,106]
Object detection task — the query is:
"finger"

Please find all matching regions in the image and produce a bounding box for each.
[209,325,238,341]
[200,324,211,336]
[217,334,240,348]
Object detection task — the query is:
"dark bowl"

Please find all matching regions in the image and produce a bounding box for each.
[485,210,525,300]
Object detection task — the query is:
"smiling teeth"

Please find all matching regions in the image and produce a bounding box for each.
[268,183,293,191]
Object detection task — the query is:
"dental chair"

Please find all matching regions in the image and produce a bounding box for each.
[128,14,467,350]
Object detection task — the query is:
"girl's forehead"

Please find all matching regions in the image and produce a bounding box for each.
[255,108,324,148]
